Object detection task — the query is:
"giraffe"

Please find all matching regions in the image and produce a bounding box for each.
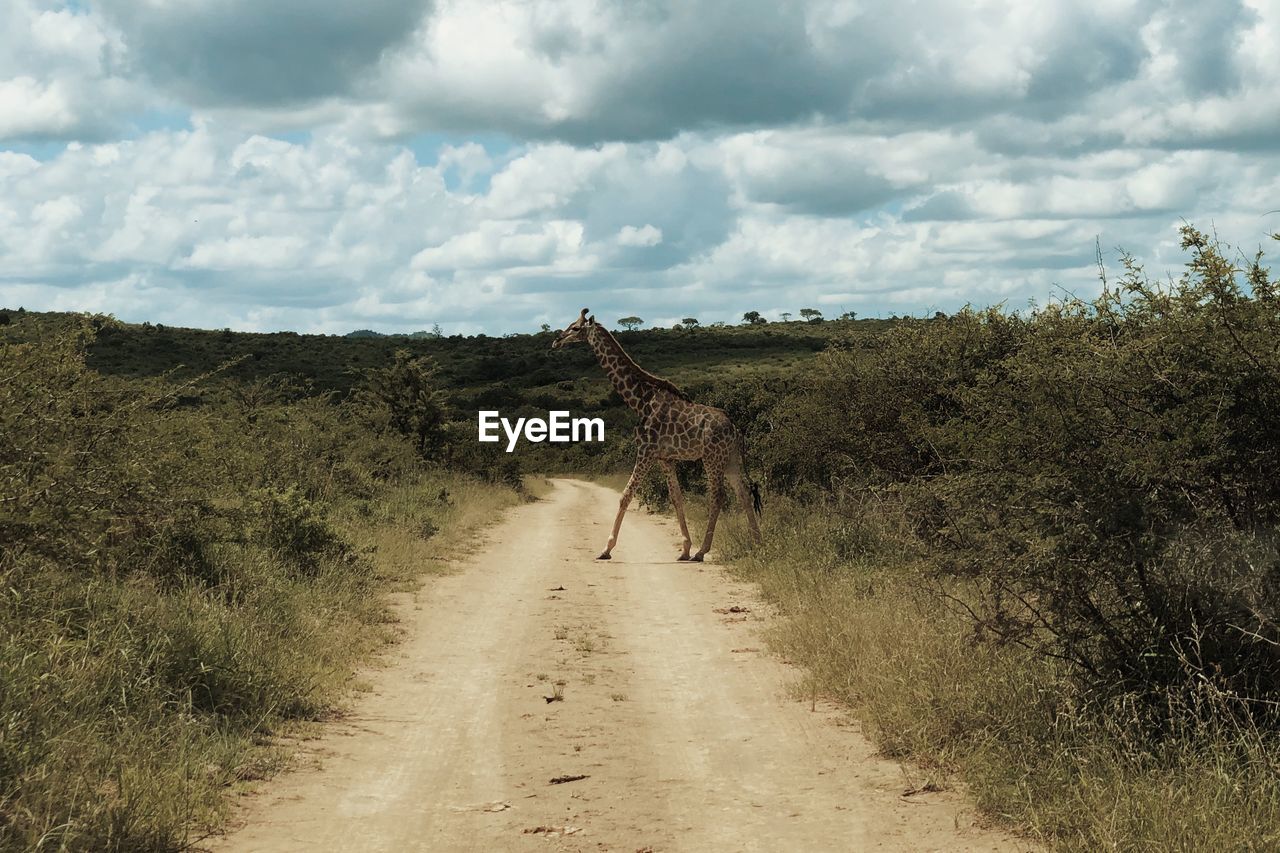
[552,308,762,561]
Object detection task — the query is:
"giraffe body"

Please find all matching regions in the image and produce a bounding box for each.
[552,309,762,561]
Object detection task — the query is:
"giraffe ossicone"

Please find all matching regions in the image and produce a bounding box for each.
[552,308,763,561]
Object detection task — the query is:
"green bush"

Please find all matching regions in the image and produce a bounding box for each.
[718,499,1280,851]
[747,225,1280,725]
[251,487,351,570]
[0,317,512,850]
[925,229,1280,720]
[354,349,449,458]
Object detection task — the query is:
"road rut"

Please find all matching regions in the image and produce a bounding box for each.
[213,478,1024,852]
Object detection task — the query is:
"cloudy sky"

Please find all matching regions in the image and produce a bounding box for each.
[2,0,1278,335]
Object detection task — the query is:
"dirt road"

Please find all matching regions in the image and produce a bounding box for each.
[214,479,1024,852]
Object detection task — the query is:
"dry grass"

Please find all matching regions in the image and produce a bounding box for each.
[346,474,522,586]
[0,472,518,853]
[704,495,1280,851]
[520,475,557,501]
[587,472,632,494]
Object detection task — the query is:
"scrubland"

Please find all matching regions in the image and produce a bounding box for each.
[0,316,519,850]
[6,222,1279,850]
[692,226,1280,850]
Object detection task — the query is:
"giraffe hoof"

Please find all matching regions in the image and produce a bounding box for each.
[690,553,705,563]
[677,554,691,562]
[596,552,612,560]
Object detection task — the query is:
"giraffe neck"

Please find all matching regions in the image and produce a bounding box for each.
[586,326,654,414]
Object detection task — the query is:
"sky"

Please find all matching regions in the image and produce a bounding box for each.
[1,0,1278,336]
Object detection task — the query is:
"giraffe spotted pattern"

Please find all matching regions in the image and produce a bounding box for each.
[552,308,762,561]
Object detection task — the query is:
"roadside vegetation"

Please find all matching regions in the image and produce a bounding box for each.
[8,221,1277,850]
[66,302,877,476]
[703,225,1280,849]
[0,316,519,851]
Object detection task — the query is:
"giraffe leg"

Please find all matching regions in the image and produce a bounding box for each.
[661,461,693,560]
[692,456,726,562]
[727,454,762,544]
[599,455,653,560]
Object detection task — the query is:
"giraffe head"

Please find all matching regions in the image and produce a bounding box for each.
[551,307,596,350]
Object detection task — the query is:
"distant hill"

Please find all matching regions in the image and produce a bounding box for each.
[346,329,439,339]
[0,311,882,395]
[4,308,895,470]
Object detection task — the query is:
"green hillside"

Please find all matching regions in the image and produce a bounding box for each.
[70,313,879,395]
[12,225,1279,851]
[6,309,890,475]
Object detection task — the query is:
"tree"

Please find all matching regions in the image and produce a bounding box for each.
[838,310,857,321]
[681,317,700,328]
[780,312,792,323]
[618,316,644,331]
[742,311,765,325]
[539,323,552,334]
[356,350,449,459]
[800,308,823,323]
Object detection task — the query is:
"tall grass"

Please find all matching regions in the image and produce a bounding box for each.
[715,496,1280,850]
[0,317,520,851]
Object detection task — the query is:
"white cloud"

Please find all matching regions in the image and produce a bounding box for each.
[411,220,586,271]
[2,0,1279,333]
[182,236,309,271]
[0,1,139,141]
[0,77,79,138]
[617,225,662,247]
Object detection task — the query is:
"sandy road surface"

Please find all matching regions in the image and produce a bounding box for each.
[213,478,1026,853]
